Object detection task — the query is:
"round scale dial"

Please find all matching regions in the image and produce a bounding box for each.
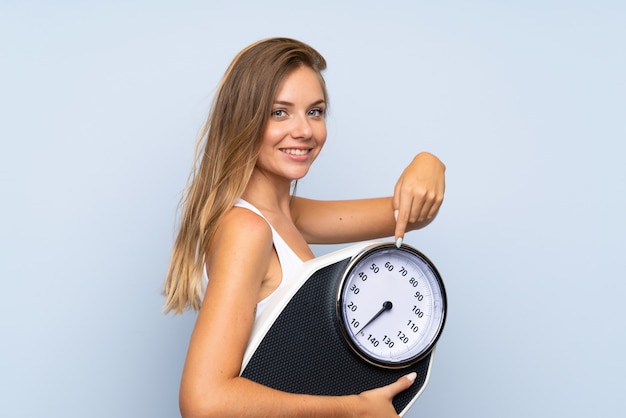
[337,243,447,369]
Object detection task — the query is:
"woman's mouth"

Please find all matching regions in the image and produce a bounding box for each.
[281,148,311,156]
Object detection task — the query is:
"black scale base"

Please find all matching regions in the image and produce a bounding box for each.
[241,257,432,414]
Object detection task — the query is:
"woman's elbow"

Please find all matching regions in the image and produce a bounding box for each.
[180,391,222,418]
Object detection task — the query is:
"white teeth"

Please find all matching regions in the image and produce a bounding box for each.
[282,148,309,155]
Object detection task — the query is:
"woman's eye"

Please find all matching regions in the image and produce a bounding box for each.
[271,109,287,118]
[308,108,325,117]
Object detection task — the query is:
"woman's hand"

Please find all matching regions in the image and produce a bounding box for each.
[393,152,446,245]
[349,372,417,417]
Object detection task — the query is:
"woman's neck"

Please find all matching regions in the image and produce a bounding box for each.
[242,169,294,216]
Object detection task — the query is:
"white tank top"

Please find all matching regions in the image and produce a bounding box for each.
[202,199,305,320]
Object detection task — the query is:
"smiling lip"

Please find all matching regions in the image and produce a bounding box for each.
[280,148,311,156]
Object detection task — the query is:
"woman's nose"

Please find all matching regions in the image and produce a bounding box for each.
[291,114,312,139]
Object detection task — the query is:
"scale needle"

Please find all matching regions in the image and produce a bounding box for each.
[355,301,393,336]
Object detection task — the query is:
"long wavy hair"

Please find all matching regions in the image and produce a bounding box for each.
[163,38,328,313]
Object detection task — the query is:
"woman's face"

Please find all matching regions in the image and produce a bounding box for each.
[255,66,327,183]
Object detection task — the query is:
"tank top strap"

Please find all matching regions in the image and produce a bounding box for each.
[233,199,265,219]
[234,199,304,319]
[234,199,303,264]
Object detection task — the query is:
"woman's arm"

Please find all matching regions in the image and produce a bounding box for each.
[179,208,415,418]
[291,197,399,244]
[293,152,445,245]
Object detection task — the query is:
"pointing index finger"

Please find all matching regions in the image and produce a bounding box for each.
[394,208,407,248]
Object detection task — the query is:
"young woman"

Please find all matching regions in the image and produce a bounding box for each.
[164,37,445,418]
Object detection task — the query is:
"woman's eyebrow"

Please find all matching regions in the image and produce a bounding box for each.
[273,99,326,107]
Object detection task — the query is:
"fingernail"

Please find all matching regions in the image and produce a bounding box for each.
[395,237,403,248]
[394,210,399,221]
[406,372,417,382]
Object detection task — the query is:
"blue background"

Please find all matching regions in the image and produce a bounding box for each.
[1,1,624,417]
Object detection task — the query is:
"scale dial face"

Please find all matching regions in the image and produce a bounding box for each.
[337,243,447,369]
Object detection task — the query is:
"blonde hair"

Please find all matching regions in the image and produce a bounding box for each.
[163,38,328,313]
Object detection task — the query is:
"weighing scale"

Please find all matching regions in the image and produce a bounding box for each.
[240,241,447,416]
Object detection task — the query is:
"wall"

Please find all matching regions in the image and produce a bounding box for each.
[1,1,624,417]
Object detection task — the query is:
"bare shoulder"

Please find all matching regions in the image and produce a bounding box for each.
[219,206,272,240]
[207,206,274,269]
